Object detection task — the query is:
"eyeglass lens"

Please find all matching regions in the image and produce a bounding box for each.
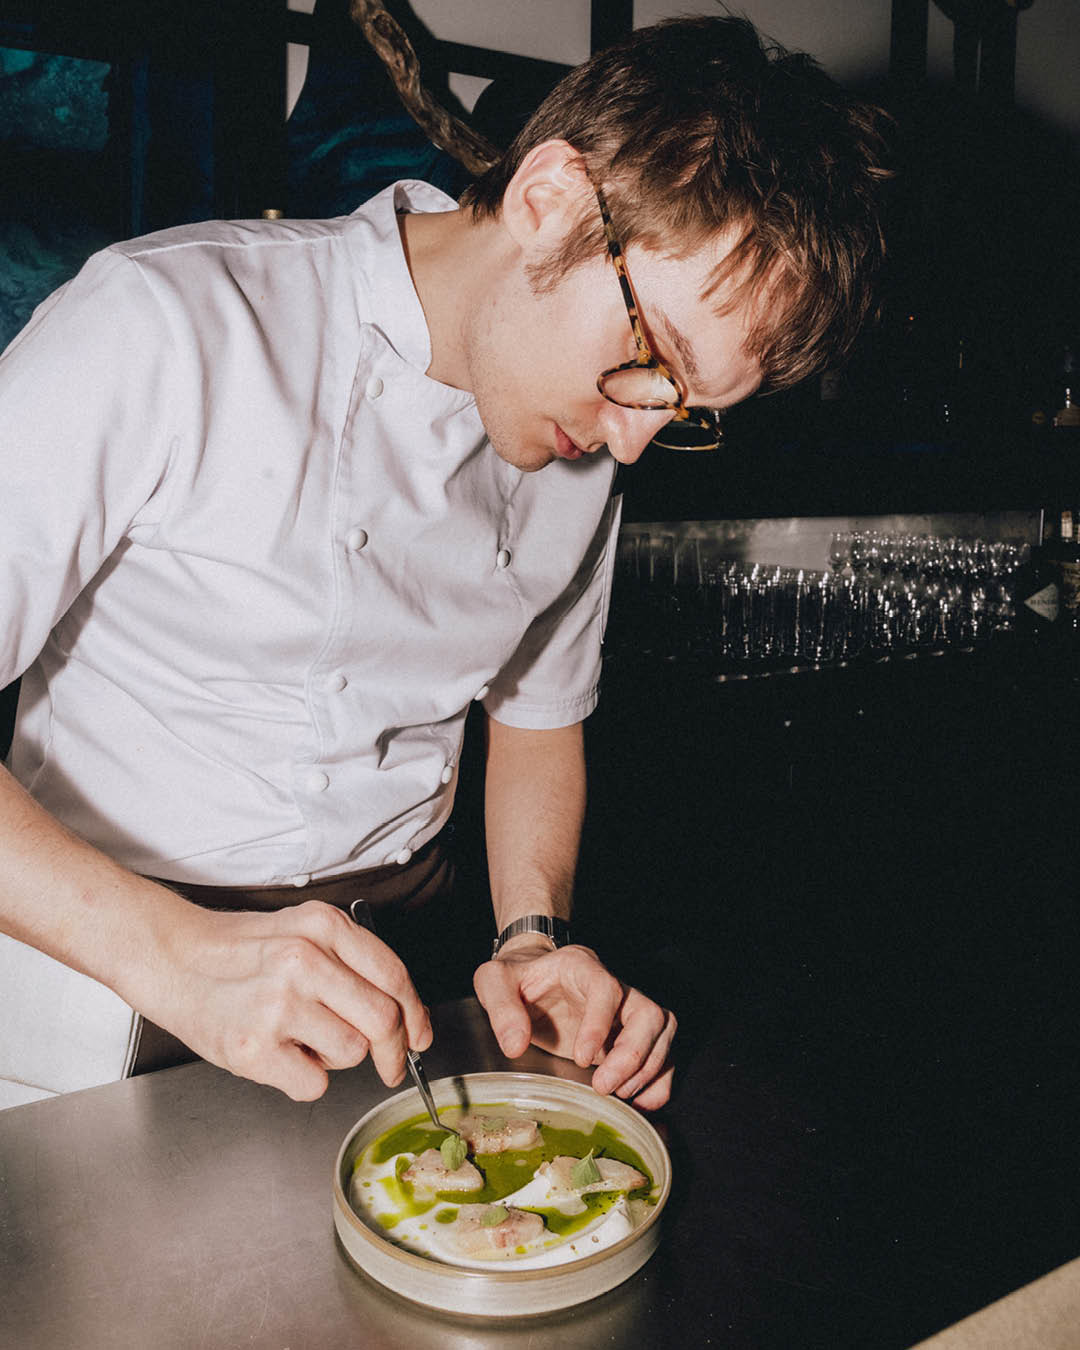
[650,417,721,450]
[601,365,682,408]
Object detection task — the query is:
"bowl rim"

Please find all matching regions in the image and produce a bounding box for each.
[332,1069,671,1285]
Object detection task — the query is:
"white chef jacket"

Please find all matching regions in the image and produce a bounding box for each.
[0,180,621,1101]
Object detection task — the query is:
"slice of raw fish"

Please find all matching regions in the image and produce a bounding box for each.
[537,1155,648,1196]
[401,1148,483,1193]
[444,1204,546,1257]
[456,1111,540,1153]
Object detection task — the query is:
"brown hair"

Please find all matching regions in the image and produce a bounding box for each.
[461,16,893,391]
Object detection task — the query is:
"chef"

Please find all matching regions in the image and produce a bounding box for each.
[0,16,889,1109]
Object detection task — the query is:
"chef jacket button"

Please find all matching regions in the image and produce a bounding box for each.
[290,873,311,888]
[496,548,511,569]
[395,847,413,866]
[346,527,369,551]
[440,763,454,785]
[324,671,348,693]
[474,684,490,701]
[365,376,384,399]
[304,769,330,792]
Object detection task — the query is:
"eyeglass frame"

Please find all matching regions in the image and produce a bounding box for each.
[593,183,723,452]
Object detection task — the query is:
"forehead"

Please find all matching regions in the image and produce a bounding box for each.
[626,234,766,405]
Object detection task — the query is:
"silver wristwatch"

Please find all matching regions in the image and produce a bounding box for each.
[491,914,572,959]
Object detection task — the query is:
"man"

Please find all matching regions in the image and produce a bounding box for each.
[0,17,889,1108]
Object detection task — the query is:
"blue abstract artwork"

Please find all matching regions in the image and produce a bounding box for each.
[0,47,118,350]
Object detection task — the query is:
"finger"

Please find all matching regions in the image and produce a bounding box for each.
[513,947,619,1066]
[318,971,410,1087]
[333,924,432,1053]
[590,996,671,1096]
[264,931,411,1086]
[286,999,372,1073]
[608,1010,678,1100]
[473,960,534,1058]
[293,902,432,1051]
[568,969,624,1069]
[249,1042,331,1103]
[360,1004,412,1087]
[624,1062,675,1111]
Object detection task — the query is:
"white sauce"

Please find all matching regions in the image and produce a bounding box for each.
[349,1149,649,1271]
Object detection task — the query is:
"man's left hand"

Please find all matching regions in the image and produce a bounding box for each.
[473,942,676,1110]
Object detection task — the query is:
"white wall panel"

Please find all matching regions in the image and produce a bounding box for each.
[406,0,591,66]
[634,0,1077,148]
[926,2,954,86]
[632,1,892,83]
[448,72,492,114]
[1014,2,1080,147]
[926,1,1079,148]
[286,0,317,117]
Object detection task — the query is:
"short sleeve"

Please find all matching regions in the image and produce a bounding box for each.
[0,247,179,684]
[482,492,623,730]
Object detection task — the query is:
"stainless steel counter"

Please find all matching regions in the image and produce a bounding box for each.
[1,994,1075,1349]
[0,1000,672,1350]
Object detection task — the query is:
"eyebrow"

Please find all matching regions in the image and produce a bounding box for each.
[655,308,703,390]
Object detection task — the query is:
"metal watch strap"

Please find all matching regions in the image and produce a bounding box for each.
[491,914,571,959]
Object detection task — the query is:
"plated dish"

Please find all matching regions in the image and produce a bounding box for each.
[332,1071,671,1317]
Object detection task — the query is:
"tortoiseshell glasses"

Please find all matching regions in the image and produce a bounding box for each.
[594,184,723,451]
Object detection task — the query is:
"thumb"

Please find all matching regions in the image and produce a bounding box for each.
[473,961,533,1058]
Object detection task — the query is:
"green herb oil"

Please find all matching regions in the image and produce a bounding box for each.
[360,1104,653,1233]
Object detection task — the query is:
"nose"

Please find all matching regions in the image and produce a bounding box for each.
[600,404,677,464]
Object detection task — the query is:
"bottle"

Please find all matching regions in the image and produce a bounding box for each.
[894,309,931,444]
[1054,388,1080,429]
[1014,512,1062,640]
[935,333,971,445]
[1051,346,1080,447]
[1029,342,1079,450]
[1047,507,1080,640]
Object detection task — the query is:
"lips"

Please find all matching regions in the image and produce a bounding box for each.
[554,425,585,460]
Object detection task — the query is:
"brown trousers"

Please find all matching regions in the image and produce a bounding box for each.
[130,834,456,1075]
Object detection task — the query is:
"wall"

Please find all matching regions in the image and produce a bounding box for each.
[636,0,892,85]
[640,0,1080,153]
[289,1,1079,150]
[407,0,590,65]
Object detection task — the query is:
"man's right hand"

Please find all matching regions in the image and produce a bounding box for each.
[148,898,432,1101]
[1,768,432,1101]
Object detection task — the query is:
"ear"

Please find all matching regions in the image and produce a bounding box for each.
[499,139,591,256]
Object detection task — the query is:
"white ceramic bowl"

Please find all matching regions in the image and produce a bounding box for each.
[332,1070,671,1317]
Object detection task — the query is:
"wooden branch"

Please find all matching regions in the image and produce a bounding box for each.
[349,0,500,176]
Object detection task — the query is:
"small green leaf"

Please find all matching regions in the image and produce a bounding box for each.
[571,1150,602,1188]
[480,1115,507,1132]
[440,1134,467,1172]
[480,1204,509,1227]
